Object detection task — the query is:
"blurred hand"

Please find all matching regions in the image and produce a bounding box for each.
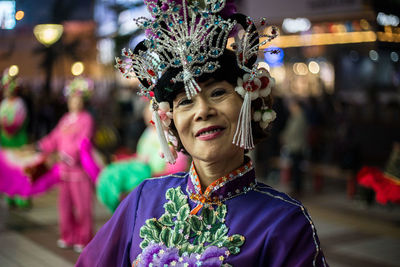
[10,144,37,158]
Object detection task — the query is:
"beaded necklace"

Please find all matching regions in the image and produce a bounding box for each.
[187,158,256,215]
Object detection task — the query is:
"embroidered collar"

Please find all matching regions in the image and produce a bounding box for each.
[187,157,256,214]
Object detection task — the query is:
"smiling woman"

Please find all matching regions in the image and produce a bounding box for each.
[172,79,245,188]
[76,0,328,266]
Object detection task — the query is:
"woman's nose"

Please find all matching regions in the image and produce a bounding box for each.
[193,97,216,121]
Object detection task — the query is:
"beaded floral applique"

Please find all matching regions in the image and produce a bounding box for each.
[134,186,245,267]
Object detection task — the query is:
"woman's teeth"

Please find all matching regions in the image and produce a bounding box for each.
[199,129,221,136]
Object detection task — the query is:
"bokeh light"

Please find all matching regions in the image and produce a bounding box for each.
[293,62,308,75]
[15,10,24,20]
[369,50,379,61]
[8,65,19,77]
[71,62,85,76]
[390,52,399,62]
[33,24,64,46]
[360,19,370,30]
[308,61,320,74]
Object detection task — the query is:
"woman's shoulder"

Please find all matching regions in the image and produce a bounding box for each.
[138,171,189,192]
[251,181,304,212]
[248,182,320,240]
[121,172,188,203]
[146,171,188,181]
[112,172,189,216]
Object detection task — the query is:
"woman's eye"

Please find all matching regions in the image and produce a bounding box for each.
[211,88,226,97]
[177,98,192,106]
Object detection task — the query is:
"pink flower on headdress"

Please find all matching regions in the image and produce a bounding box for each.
[235,69,274,101]
[157,101,173,128]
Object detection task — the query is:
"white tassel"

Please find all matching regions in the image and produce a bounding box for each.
[233,91,254,149]
[153,108,176,164]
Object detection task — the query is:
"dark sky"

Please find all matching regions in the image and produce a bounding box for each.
[15,0,93,26]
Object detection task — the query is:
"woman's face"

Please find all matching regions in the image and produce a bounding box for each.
[68,94,84,112]
[172,79,244,163]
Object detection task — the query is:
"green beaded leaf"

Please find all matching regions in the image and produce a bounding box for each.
[223,234,245,255]
[165,187,176,202]
[172,228,184,245]
[216,205,227,222]
[160,227,173,247]
[189,215,203,232]
[175,191,188,208]
[146,219,163,232]
[159,213,174,226]
[229,234,245,247]
[177,197,187,209]
[164,202,177,215]
[175,221,190,237]
[166,187,187,209]
[213,224,228,241]
[203,207,216,225]
[151,230,161,243]
[177,204,190,221]
[180,243,190,253]
[198,231,209,244]
[187,244,197,254]
[181,243,199,254]
[194,243,204,253]
[229,246,241,254]
[139,239,149,249]
[139,225,153,239]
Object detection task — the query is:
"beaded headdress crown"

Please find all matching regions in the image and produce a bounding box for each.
[116,0,278,163]
[64,76,94,99]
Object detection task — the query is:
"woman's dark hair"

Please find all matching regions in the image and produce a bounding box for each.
[153,49,273,154]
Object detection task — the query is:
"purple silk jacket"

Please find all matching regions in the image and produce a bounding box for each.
[76,160,328,267]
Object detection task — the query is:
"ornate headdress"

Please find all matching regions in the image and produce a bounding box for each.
[63,76,94,99]
[116,0,278,163]
[1,68,18,96]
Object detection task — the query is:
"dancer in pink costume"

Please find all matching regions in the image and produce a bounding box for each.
[37,76,95,253]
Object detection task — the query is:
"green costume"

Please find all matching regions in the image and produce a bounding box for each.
[96,160,151,212]
[97,127,183,212]
[1,70,30,208]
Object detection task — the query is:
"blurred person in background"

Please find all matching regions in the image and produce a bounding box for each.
[281,99,308,196]
[357,140,400,205]
[0,67,31,209]
[357,100,400,204]
[334,100,361,199]
[305,97,326,193]
[34,76,95,253]
[305,97,324,164]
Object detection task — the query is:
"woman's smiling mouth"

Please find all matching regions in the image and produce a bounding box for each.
[195,126,226,140]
